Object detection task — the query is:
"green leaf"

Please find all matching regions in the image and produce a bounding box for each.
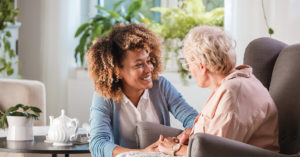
[77,31,89,66]
[75,23,89,37]
[22,106,29,111]
[5,31,11,37]
[15,104,24,108]
[0,116,6,129]
[6,64,14,76]
[126,0,142,20]
[9,111,26,116]
[34,112,40,117]
[91,24,102,40]
[268,28,274,35]
[29,106,42,113]
[96,5,120,18]
[4,40,11,51]
[29,114,40,120]
[7,106,18,113]
[9,49,15,58]
[113,0,126,10]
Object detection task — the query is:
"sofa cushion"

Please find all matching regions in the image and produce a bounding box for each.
[136,122,182,148]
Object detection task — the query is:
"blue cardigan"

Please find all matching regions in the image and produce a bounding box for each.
[89,76,198,157]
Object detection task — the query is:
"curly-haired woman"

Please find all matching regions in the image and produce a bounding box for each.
[87,23,198,157]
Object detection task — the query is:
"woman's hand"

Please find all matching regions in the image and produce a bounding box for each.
[158,136,178,155]
[143,135,164,152]
[177,128,192,145]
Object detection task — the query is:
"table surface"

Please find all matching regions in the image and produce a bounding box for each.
[0,136,90,154]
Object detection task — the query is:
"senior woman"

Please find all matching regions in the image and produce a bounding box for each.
[87,23,198,157]
[157,26,279,156]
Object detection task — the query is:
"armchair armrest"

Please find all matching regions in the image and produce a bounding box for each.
[188,133,284,157]
[136,122,182,149]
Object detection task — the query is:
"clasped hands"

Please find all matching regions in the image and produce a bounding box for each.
[143,128,191,156]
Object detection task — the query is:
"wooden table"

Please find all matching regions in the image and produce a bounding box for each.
[0,136,90,157]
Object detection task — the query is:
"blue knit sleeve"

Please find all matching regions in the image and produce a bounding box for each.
[89,93,117,157]
[159,76,199,128]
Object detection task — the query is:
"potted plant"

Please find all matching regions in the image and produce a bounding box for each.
[74,0,150,69]
[0,104,42,141]
[0,0,19,77]
[150,0,224,84]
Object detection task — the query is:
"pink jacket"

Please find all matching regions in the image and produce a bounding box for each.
[191,65,279,152]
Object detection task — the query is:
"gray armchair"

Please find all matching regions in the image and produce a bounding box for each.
[137,37,300,157]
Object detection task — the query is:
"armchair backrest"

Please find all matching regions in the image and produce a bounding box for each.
[244,37,300,154]
[244,37,287,89]
[0,79,46,126]
[269,44,300,154]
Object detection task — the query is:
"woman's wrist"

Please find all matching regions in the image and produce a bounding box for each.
[172,143,182,156]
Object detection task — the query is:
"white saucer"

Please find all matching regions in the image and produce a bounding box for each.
[53,142,73,146]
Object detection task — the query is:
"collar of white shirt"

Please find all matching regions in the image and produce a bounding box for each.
[122,89,149,106]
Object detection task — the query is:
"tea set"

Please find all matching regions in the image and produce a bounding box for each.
[45,109,90,146]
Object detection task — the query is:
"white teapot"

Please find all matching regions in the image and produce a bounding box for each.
[47,109,79,146]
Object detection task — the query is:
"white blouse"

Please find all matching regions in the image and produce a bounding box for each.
[120,89,160,148]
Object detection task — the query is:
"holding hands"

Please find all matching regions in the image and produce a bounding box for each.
[177,128,192,145]
[144,128,191,156]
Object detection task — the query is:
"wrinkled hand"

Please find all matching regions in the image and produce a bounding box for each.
[143,135,164,152]
[177,128,192,145]
[158,136,178,155]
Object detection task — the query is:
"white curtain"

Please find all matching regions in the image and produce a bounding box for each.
[225,0,300,65]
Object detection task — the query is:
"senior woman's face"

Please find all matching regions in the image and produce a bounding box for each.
[183,53,208,88]
[119,49,154,92]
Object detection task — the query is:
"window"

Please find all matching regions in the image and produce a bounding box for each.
[99,0,160,21]
[203,0,224,11]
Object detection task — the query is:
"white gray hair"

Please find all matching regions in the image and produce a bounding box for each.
[183,25,236,74]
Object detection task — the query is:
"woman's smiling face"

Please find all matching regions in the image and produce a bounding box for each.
[119,49,154,92]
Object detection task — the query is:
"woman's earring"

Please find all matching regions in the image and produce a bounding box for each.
[115,69,120,83]
[115,74,119,82]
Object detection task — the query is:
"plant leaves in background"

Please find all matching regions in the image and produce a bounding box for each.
[150,0,224,83]
[7,106,19,113]
[74,23,89,37]
[113,0,126,10]
[1,116,5,129]
[0,104,42,128]
[0,0,19,77]
[268,28,274,35]
[126,0,143,21]
[74,0,148,67]
[9,111,26,117]
[29,106,42,114]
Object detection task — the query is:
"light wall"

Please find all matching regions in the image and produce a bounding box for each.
[18,0,83,121]
[225,0,300,65]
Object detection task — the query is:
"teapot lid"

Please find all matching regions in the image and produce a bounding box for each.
[56,109,72,121]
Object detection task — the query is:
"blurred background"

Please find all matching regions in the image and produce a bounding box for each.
[1,0,300,129]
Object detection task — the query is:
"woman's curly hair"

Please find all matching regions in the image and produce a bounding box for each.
[87,23,163,102]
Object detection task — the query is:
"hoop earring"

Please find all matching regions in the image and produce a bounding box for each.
[115,72,120,83]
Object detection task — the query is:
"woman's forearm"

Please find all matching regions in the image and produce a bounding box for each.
[112,146,144,157]
[175,145,188,156]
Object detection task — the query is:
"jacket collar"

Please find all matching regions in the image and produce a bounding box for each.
[222,65,252,83]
